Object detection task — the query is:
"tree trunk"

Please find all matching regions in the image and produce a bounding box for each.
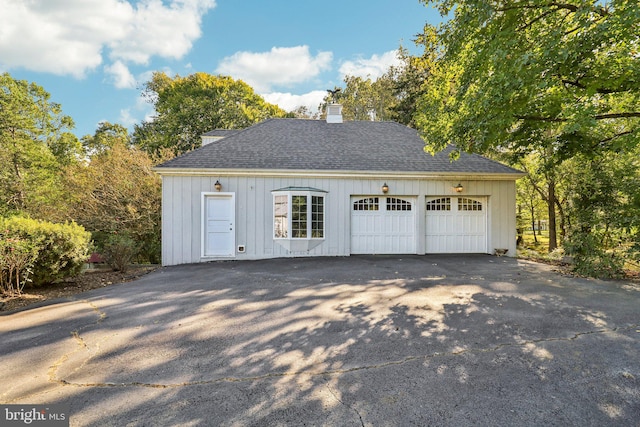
[10,131,26,210]
[555,198,566,241]
[547,180,558,251]
[530,204,538,243]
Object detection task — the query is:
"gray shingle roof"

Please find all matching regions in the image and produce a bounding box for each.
[157,118,522,175]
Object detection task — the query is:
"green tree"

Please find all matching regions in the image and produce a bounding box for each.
[81,121,130,155]
[0,72,81,220]
[388,28,438,127]
[291,105,320,119]
[69,126,165,263]
[323,38,433,127]
[416,1,639,157]
[414,1,639,272]
[133,72,289,155]
[563,149,640,277]
[516,168,547,245]
[515,150,572,250]
[323,74,397,122]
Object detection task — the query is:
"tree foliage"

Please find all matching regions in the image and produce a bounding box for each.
[388,30,437,127]
[327,75,398,121]
[413,0,639,275]
[416,0,640,157]
[81,121,130,155]
[563,148,640,277]
[0,73,81,220]
[326,39,433,127]
[68,127,164,264]
[133,72,289,155]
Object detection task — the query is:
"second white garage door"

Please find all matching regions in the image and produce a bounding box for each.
[425,196,487,253]
[351,196,416,254]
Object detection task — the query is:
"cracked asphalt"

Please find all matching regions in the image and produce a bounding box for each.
[1,255,639,426]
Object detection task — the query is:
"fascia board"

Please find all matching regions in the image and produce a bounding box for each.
[153,167,526,181]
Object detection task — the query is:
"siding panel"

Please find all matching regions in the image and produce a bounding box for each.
[161,175,519,265]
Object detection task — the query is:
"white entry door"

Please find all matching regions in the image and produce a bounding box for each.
[425,196,487,253]
[203,193,235,257]
[351,196,417,254]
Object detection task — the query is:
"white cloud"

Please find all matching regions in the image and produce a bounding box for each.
[109,0,214,64]
[0,0,215,79]
[216,46,333,92]
[118,108,138,128]
[104,61,136,89]
[262,90,327,114]
[339,50,401,80]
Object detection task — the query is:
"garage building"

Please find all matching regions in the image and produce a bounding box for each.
[155,105,524,266]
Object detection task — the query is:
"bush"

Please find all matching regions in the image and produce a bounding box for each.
[0,217,91,287]
[564,231,626,279]
[0,236,38,295]
[102,233,136,273]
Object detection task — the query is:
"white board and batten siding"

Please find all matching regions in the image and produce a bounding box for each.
[160,175,517,266]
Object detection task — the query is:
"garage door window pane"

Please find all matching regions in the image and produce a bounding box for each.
[458,198,482,211]
[426,197,451,211]
[353,197,379,211]
[387,197,412,211]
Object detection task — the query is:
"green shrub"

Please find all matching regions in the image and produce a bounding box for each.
[0,217,91,287]
[0,236,38,294]
[102,233,136,273]
[564,231,626,279]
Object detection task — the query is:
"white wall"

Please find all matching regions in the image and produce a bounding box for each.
[161,175,518,266]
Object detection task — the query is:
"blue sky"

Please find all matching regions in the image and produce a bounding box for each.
[1,0,441,138]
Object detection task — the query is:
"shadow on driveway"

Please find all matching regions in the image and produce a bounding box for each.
[1,255,639,426]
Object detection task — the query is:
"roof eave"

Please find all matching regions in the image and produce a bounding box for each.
[153,167,526,180]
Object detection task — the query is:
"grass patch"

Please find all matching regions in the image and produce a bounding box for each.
[520,231,550,253]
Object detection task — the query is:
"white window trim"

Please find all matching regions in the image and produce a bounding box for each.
[271,189,326,252]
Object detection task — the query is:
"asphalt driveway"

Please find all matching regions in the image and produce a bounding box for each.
[1,255,639,426]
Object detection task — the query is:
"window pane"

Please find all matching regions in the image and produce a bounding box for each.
[458,198,483,211]
[274,195,288,238]
[292,195,307,238]
[353,197,379,211]
[426,197,451,211]
[387,197,412,211]
[311,196,324,238]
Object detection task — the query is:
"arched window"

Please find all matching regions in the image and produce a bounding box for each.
[458,198,483,211]
[387,197,412,211]
[353,197,379,211]
[426,197,451,211]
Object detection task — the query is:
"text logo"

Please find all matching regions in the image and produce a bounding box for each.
[1,405,69,426]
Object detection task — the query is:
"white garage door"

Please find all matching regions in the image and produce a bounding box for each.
[351,196,416,254]
[425,197,487,253]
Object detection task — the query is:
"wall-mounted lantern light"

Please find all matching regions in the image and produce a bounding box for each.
[382,183,389,194]
[214,180,222,192]
[454,183,464,193]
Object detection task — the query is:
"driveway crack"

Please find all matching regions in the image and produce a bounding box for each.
[47,300,109,387]
[49,324,639,390]
[325,382,365,427]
